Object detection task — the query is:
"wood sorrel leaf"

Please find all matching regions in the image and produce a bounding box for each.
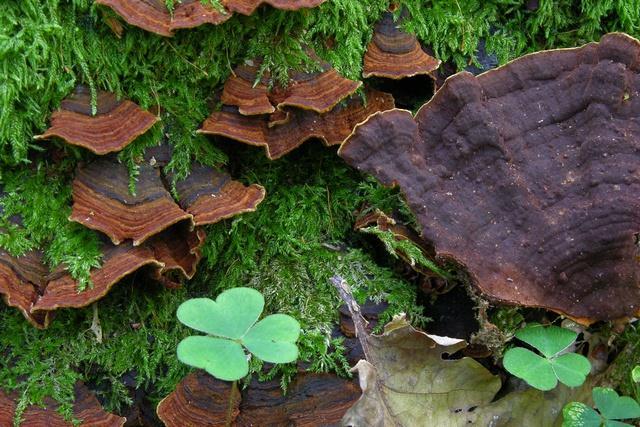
[242,314,300,363]
[177,336,248,381]
[503,347,557,391]
[176,287,264,339]
[593,387,640,421]
[515,323,577,358]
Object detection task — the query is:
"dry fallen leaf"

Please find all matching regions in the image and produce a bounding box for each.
[332,277,594,427]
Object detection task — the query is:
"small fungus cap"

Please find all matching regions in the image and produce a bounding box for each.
[35,86,159,155]
[96,0,230,37]
[222,0,326,16]
[363,11,441,79]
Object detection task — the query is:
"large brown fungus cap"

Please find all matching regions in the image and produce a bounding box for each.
[96,0,230,37]
[174,164,266,226]
[200,89,394,159]
[0,383,125,426]
[70,158,192,246]
[222,0,326,15]
[157,370,360,426]
[364,11,440,79]
[36,86,159,155]
[340,33,640,323]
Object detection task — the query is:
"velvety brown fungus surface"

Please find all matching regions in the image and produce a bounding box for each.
[340,33,640,323]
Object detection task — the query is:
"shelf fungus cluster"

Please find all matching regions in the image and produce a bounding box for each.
[0,383,125,426]
[96,0,326,37]
[200,59,394,159]
[340,33,640,324]
[156,370,360,426]
[0,88,265,328]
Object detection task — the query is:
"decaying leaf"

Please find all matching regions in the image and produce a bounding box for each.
[332,277,594,427]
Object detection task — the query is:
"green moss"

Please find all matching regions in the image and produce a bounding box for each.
[359,225,451,279]
[0,162,101,289]
[2,0,640,420]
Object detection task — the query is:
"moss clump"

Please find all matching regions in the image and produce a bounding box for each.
[0,144,425,416]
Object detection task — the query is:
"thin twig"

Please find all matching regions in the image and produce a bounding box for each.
[330,276,372,362]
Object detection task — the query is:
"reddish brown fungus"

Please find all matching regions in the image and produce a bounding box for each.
[222,57,361,115]
[222,0,326,15]
[275,58,362,113]
[0,250,51,328]
[174,164,266,226]
[70,158,192,246]
[33,242,162,312]
[0,383,125,427]
[95,0,230,37]
[35,86,159,155]
[200,89,394,159]
[364,11,440,79]
[340,33,640,323]
[157,371,241,426]
[221,63,275,116]
[147,224,206,283]
[157,370,360,426]
[34,225,205,313]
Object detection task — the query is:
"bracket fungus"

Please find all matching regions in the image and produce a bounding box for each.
[22,225,204,319]
[157,370,360,426]
[70,158,192,246]
[363,11,441,79]
[0,250,51,328]
[95,0,230,37]
[174,164,266,226]
[200,89,394,159]
[33,242,163,313]
[222,0,326,16]
[0,383,125,427]
[221,64,275,116]
[275,58,362,113]
[222,58,361,115]
[35,86,159,155]
[339,33,640,323]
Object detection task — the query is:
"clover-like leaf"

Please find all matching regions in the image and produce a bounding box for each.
[551,353,592,388]
[515,323,577,358]
[243,314,300,363]
[176,287,301,382]
[562,402,602,427]
[504,323,591,391]
[593,387,640,421]
[177,288,264,339]
[177,336,248,381]
[503,347,558,391]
